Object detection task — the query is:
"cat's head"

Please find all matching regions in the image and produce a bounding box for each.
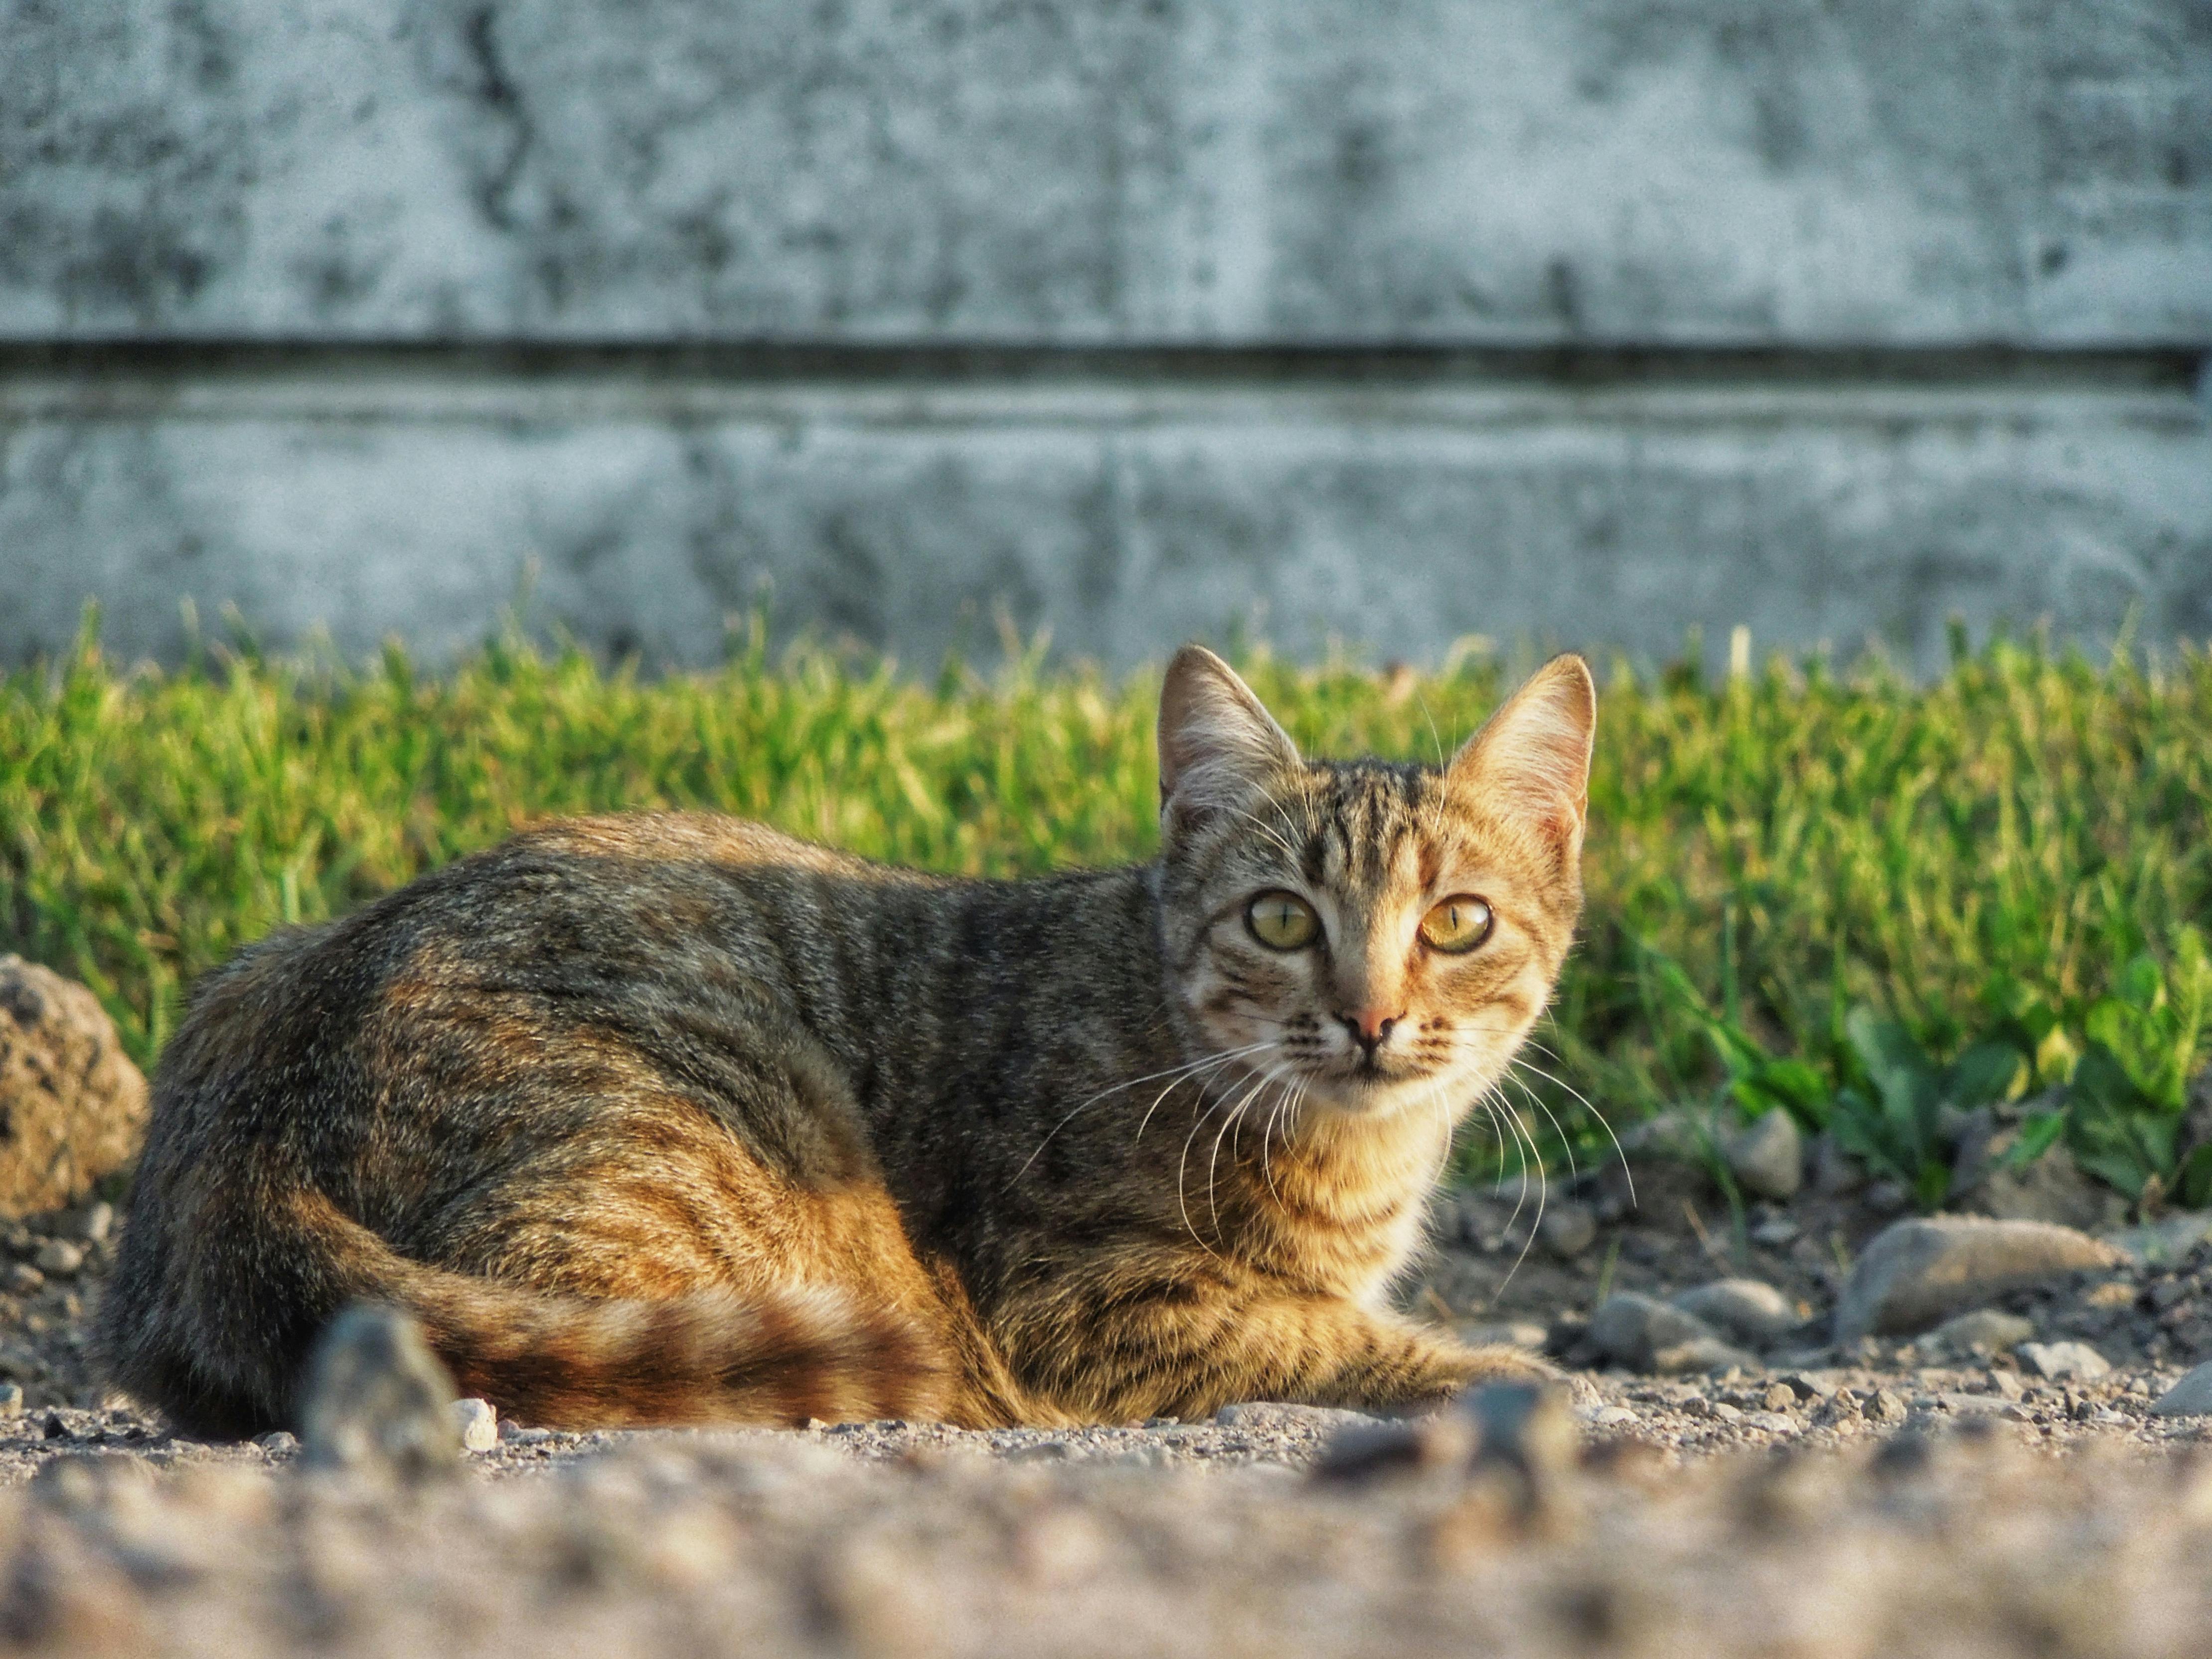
[1155,646,1594,1122]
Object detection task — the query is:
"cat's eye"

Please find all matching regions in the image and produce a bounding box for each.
[1246,890,1319,951]
[1419,895,1494,954]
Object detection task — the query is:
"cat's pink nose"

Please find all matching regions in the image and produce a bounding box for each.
[1337,1007,1403,1053]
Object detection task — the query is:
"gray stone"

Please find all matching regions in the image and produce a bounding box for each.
[1586,1294,1722,1370]
[1833,1217,2129,1343]
[0,1382,20,1417]
[1670,1279,1802,1347]
[1866,1389,1910,1425]
[1920,1309,2036,1359]
[0,958,149,1219]
[2150,1362,2212,1419]
[1537,1201,1598,1261]
[1750,1215,1801,1248]
[2017,1341,2112,1382]
[1810,1133,1865,1197]
[300,1305,462,1484]
[1726,1112,1803,1201]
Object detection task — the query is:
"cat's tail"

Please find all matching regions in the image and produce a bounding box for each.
[100,1187,955,1436]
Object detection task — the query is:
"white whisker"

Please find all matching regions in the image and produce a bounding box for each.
[1207,1064,1288,1233]
[1014,1040,1275,1181]
[1509,1050,1635,1211]
[1134,1045,1266,1150]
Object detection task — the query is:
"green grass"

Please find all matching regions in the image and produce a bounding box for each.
[5,618,2211,1198]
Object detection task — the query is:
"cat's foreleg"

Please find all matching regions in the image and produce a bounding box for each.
[998,1277,1564,1423]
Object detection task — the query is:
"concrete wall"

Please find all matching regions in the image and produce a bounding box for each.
[3,0,2208,669]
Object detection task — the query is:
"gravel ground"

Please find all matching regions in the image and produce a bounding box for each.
[0,1180,2207,1655]
[0,1389,2208,1659]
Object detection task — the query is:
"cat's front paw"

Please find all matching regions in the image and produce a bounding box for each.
[1451,1343,1597,1407]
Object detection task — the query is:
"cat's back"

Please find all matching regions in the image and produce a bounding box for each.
[142,812,930,1147]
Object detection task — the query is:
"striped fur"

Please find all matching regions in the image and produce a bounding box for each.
[99,650,1594,1433]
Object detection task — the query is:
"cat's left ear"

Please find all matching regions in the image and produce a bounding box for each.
[1157,645,1301,816]
[1446,654,1596,857]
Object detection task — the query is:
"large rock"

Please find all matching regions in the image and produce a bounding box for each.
[0,957,148,1217]
[1832,1217,2128,1343]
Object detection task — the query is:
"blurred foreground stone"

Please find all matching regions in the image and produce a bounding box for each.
[300,1306,461,1484]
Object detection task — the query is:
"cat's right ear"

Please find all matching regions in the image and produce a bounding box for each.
[1157,645,1301,816]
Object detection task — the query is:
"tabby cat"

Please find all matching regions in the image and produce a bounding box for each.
[99,647,1595,1434]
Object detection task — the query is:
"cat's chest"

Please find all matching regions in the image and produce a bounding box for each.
[1240,1130,1446,1303]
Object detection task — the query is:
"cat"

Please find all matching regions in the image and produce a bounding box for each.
[97,645,1596,1434]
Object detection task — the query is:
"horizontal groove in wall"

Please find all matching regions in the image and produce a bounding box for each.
[0,341,2203,427]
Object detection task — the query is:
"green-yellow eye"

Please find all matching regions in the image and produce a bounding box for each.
[1419,895,1494,954]
[1246,890,1319,951]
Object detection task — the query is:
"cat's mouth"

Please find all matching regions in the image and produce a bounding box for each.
[1306,1049,1435,1105]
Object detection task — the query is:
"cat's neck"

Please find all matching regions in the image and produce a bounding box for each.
[1200,1070,1461,1302]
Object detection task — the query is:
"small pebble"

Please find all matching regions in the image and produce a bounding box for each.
[1779,1373,1837,1402]
[0,1382,21,1417]
[1921,1308,2036,1359]
[1750,1215,1801,1247]
[1538,1201,1598,1259]
[32,1240,82,1277]
[452,1396,499,1452]
[5,1263,44,1296]
[1866,1389,1909,1425]
[1725,1110,1804,1201]
[2018,1341,2112,1382]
